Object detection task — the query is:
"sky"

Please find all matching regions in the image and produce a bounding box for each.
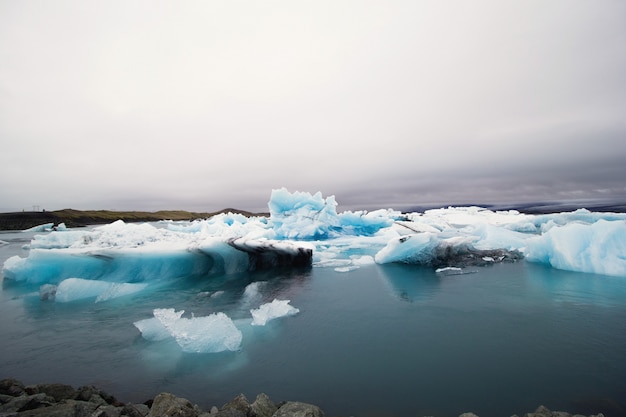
[1,0,625,213]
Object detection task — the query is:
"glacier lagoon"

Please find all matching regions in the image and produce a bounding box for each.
[1,189,626,416]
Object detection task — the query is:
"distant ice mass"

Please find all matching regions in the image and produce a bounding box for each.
[250,299,300,326]
[23,223,55,232]
[134,308,242,353]
[3,188,626,294]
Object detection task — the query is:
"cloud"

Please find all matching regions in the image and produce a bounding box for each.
[1,1,625,212]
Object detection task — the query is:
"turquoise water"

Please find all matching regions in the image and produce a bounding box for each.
[1,230,626,416]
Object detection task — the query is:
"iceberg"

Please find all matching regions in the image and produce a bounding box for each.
[250,299,300,326]
[525,219,626,277]
[134,308,242,353]
[3,188,626,289]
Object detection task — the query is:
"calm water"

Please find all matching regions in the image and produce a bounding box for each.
[1,229,626,417]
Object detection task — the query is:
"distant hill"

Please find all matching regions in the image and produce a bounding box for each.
[0,208,268,231]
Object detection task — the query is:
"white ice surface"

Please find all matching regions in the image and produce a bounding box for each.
[4,189,626,284]
[250,299,300,326]
[134,308,243,353]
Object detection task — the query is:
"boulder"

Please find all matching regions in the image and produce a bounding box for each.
[273,401,325,417]
[214,410,246,417]
[121,403,150,417]
[250,393,277,417]
[16,399,98,417]
[525,405,556,417]
[25,383,76,402]
[75,385,118,405]
[91,404,122,417]
[0,393,54,413]
[219,394,250,417]
[147,392,199,417]
[0,378,26,397]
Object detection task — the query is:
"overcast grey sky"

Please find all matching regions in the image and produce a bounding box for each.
[1,1,625,212]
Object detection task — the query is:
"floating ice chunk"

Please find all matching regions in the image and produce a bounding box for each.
[54,278,148,302]
[268,188,399,239]
[23,223,54,232]
[30,230,94,249]
[269,188,340,240]
[525,219,626,277]
[374,232,522,268]
[335,266,359,273]
[374,233,441,265]
[251,299,300,326]
[133,317,172,342]
[152,308,242,353]
[435,267,463,273]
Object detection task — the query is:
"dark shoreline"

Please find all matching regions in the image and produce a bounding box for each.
[0,378,610,417]
[0,209,268,231]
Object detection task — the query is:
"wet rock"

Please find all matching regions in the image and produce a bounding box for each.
[121,403,150,417]
[214,410,246,417]
[91,404,122,417]
[16,399,98,417]
[219,394,249,417]
[0,379,26,397]
[75,385,119,406]
[0,393,54,413]
[273,401,325,417]
[147,392,198,417]
[250,393,277,417]
[25,383,76,402]
[459,413,479,417]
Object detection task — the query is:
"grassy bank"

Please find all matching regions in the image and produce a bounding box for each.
[0,208,267,231]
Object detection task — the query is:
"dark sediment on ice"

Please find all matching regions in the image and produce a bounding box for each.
[0,378,611,417]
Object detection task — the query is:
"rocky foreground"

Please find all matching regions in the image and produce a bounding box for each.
[0,378,607,417]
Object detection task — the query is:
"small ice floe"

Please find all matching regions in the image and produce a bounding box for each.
[250,299,299,326]
[134,308,242,353]
[435,267,476,276]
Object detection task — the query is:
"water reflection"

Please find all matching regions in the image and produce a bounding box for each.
[376,263,441,302]
[524,262,626,308]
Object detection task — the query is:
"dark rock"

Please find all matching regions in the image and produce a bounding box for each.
[16,399,98,417]
[524,405,559,417]
[214,410,246,417]
[220,394,250,416]
[75,385,118,405]
[147,392,198,417]
[273,401,325,417]
[0,379,26,397]
[25,383,76,402]
[121,403,150,417]
[92,404,122,417]
[249,393,276,417]
[1,393,16,404]
[0,393,54,413]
